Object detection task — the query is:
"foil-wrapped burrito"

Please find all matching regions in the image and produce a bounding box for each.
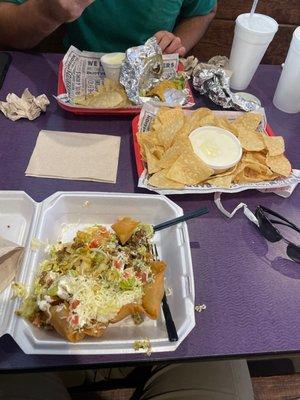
[120,37,163,105]
[120,37,188,106]
[192,57,260,112]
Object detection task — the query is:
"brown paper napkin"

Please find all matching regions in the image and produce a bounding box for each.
[25,130,121,183]
[0,236,24,294]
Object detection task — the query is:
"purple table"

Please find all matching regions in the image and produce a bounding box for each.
[0,52,299,372]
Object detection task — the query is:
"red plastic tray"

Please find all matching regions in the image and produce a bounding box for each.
[57,61,194,116]
[131,113,275,178]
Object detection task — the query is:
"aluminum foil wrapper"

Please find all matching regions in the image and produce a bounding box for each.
[192,62,260,112]
[120,37,163,105]
[163,89,188,106]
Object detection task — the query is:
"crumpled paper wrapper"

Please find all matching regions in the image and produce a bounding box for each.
[0,236,23,294]
[0,89,50,121]
[181,55,260,112]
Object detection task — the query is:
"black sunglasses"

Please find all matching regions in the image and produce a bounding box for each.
[255,205,300,263]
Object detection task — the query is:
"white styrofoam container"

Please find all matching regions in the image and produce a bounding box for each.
[0,191,195,355]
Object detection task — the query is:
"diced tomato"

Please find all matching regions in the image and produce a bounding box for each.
[71,315,79,326]
[113,259,123,269]
[136,272,147,283]
[70,299,80,310]
[89,239,100,248]
[32,314,42,327]
[123,271,130,279]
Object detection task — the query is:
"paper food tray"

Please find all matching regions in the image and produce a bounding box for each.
[0,191,195,355]
[132,107,300,195]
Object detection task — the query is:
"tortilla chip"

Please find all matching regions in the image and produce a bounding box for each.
[215,117,235,132]
[153,108,184,130]
[142,261,166,319]
[214,164,238,178]
[233,160,273,183]
[266,154,292,177]
[110,304,144,323]
[152,146,165,160]
[84,323,107,338]
[137,131,160,161]
[49,305,85,343]
[155,111,185,149]
[243,151,267,165]
[147,80,177,101]
[158,138,191,169]
[173,122,194,142]
[206,175,234,188]
[263,135,285,156]
[145,147,161,174]
[232,112,262,131]
[166,148,214,185]
[112,217,140,245]
[148,169,184,189]
[190,108,214,124]
[238,130,265,151]
[74,78,131,108]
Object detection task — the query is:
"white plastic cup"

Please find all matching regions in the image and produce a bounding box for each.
[229,13,278,90]
[100,52,125,82]
[273,27,300,113]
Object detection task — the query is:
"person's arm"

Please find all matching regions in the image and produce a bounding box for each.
[174,6,217,54]
[155,5,217,56]
[0,0,94,50]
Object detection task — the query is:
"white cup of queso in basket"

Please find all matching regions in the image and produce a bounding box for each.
[101,52,125,81]
[189,126,242,173]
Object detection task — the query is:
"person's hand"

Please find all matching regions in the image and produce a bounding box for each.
[44,0,95,23]
[155,31,186,56]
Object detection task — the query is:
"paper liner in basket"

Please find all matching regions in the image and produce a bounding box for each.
[56,45,195,110]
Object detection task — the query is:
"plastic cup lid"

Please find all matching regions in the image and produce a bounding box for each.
[236,13,278,36]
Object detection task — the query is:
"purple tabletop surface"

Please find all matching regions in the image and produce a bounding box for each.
[0,52,299,372]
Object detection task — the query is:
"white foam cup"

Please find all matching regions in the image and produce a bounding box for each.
[229,13,278,90]
[273,27,300,113]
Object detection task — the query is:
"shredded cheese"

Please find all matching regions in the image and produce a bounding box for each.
[56,275,143,327]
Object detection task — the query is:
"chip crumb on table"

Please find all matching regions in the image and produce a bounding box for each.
[195,304,207,313]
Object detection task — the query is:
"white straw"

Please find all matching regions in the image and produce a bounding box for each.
[250,0,259,17]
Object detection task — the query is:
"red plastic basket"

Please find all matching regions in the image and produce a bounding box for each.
[56,61,194,116]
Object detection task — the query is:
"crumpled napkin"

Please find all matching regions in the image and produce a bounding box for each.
[0,88,50,121]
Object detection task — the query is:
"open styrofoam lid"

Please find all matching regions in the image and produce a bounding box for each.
[0,191,37,338]
[0,191,195,355]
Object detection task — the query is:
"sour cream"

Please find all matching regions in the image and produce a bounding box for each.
[101,52,125,65]
[189,126,242,171]
[101,52,125,81]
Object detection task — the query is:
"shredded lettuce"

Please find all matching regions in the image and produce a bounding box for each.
[17,222,155,329]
